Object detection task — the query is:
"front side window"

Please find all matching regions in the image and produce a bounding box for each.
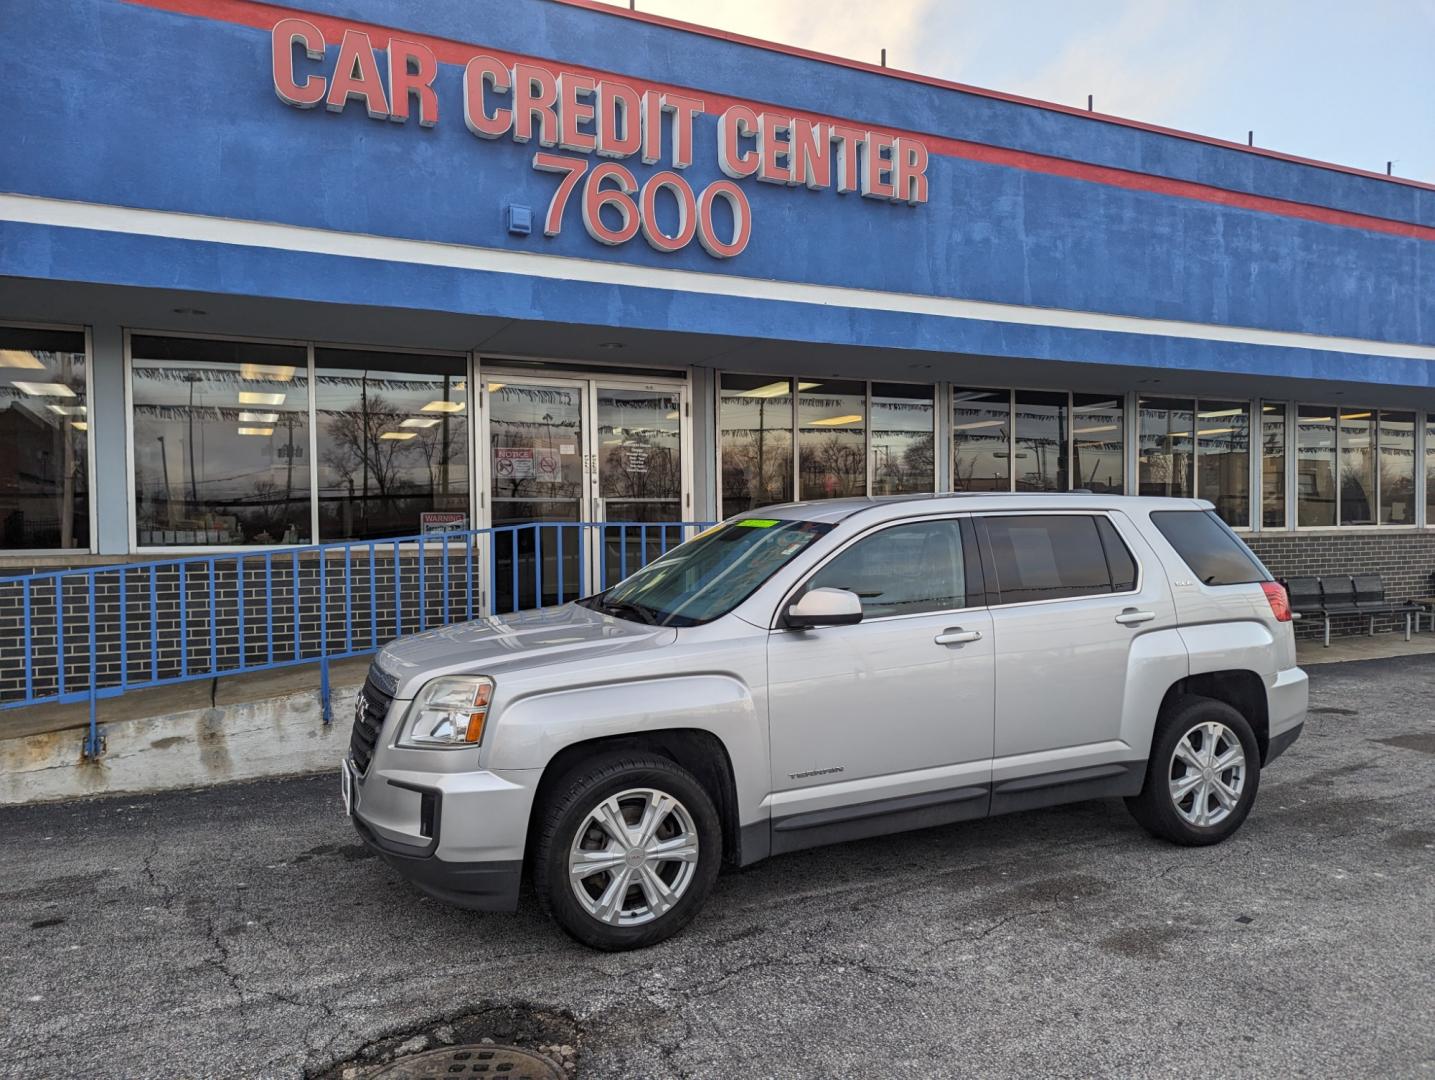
[720,374,794,515]
[314,348,468,541]
[807,519,966,618]
[982,514,1129,604]
[586,517,831,626]
[798,379,866,500]
[131,335,311,546]
[0,326,89,550]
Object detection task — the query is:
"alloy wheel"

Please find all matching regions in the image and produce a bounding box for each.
[1169,720,1247,827]
[568,787,700,926]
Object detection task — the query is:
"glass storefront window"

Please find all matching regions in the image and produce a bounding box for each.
[952,389,1011,492]
[131,335,311,546]
[1014,390,1068,492]
[1296,406,1336,527]
[1138,397,1194,499]
[720,374,795,515]
[1377,411,1416,526]
[1261,403,1286,529]
[870,383,934,495]
[1071,394,1123,494]
[798,379,866,500]
[1196,401,1250,528]
[313,349,468,541]
[0,327,89,550]
[1338,408,1376,525]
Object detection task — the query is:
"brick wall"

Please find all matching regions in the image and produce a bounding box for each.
[1246,530,1435,639]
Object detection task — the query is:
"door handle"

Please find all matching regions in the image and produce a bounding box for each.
[935,628,982,645]
[1115,609,1156,626]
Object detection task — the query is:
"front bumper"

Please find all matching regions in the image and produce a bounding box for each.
[346,755,540,913]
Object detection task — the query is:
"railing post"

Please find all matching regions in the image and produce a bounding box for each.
[83,572,103,760]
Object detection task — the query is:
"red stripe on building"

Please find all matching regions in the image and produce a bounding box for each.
[124,0,1435,244]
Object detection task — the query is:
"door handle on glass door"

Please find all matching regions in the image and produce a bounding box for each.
[935,628,982,645]
[1115,609,1156,625]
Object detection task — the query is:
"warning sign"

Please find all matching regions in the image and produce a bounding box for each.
[494,447,534,479]
[535,446,562,483]
[421,512,468,535]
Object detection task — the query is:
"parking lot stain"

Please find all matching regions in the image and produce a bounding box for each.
[29,917,66,930]
[1308,706,1360,717]
[1100,924,1190,960]
[1386,829,1435,850]
[1374,733,1435,755]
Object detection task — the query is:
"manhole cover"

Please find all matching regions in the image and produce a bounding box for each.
[370,1045,563,1079]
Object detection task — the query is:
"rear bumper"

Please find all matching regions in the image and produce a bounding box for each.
[1265,666,1308,764]
[1265,722,1303,765]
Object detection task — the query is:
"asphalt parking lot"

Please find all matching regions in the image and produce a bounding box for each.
[3,655,1434,1079]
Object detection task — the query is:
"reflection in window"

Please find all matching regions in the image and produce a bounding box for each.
[1014,390,1068,492]
[808,519,965,617]
[1138,398,1194,499]
[1261,403,1286,529]
[1071,394,1123,494]
[131,335,310,546]
[1197,401,1249,527]
[952,389,1010,492]
[799,380,865,500]
[598,388,682,523]
[1339,408,1375,525]
[314,349,468,541]
[1377,411,1416,526]
[0,327,89,550]
[870,383,934,496]
[1428,420,1435,528]
[720,374,794,515]
[1297,406,1336,527]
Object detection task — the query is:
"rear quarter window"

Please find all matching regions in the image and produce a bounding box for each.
[982,514,1126,604]
[1149,510,1269,586]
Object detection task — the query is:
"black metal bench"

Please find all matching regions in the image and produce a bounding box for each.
[1282,575,1417,647]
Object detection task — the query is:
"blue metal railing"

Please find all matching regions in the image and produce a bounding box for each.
[0,521,713,757]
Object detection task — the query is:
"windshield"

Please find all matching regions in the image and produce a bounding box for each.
[579,517,832,626]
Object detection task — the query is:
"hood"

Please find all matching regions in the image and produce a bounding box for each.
[375,602,677,697]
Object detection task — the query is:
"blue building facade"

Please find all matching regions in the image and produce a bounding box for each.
[1,0,1431,606]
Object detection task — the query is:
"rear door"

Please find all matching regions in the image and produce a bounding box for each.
[765,516,995,847]
[976,511,1178,808]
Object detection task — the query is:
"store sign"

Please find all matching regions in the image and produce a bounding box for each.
[270,19,929,260]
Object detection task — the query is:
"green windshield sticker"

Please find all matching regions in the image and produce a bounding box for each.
[736,518,779,528]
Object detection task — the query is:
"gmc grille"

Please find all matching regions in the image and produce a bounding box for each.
[349,668,397,775]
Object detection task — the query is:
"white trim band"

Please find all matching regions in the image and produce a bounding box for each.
[3,192,1432,363]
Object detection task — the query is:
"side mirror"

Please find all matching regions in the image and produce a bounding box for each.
[785,587,863,629]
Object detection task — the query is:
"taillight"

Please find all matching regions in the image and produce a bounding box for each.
[1261,581,1292,622]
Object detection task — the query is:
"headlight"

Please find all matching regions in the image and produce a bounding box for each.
[399,676,493,748]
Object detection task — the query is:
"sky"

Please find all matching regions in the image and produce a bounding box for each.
[592,0,1435,183]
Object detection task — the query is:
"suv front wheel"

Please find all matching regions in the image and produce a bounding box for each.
[1126,695,1262,846]
[532,752,722,950]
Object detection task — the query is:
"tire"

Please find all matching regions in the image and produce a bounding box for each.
[1125,695,1261,846]
[532,752,722,950]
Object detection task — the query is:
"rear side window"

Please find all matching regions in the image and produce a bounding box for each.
[982,514,1132,604]
[807,519,965,618]
[1150,510,1268,586]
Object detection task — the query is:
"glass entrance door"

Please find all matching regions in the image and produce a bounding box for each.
[483,371,688,611]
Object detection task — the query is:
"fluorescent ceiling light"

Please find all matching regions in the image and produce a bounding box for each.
[401,417,442,428]
[486,382,506,393]
[955,419,1006,431]
[239,363,296,381]
[381,431,417,440]
[1301,416,1333,423]
[238,391,285,406]
[0,350,46,370]
[1261,405,1282,413]
[1341,411,1372,420]
[1197,408,1244,419]
[666,411,680,420]
[1197,427,1233,436]
[71,420,88,431]
[47,404,87,417]
[420,400,465,413]
[12,381,76,398]
[1074,424,1118,435]
[809,414,863,427]
[239,411,279,424]
[237,426,274,436]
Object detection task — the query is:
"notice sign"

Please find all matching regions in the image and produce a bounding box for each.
[534,447,562,483]
[421,511,468,535]
[623,444,649,474]
[494,447,534,478]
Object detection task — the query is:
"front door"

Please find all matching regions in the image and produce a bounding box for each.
[481,371,689,612]
[765,516,995,850]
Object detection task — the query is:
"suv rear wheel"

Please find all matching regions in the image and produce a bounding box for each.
[532,752,721,950]
[1126,695,1261,846]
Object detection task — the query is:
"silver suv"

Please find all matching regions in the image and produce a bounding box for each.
[343,495,1307,950]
